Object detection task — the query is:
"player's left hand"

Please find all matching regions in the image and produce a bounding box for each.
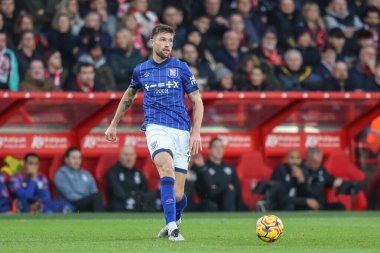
[190,131,202,155]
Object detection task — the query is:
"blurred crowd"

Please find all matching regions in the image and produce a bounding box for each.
[1,0,380,92]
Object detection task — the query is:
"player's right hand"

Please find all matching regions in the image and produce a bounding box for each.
[105,125,117,142]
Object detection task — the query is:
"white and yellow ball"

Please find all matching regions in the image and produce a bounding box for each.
[256,214,284,243]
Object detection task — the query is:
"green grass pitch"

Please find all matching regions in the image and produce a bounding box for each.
[0,212,380,253]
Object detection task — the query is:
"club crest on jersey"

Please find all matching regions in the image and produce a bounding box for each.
[143,71,150,78]
[168,68,178,78]
[150,140,158,150]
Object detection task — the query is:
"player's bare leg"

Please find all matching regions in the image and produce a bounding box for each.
[158,172,187,238]
[154,152,184,241]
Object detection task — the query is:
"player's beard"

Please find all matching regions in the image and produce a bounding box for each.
[155,48,169,60]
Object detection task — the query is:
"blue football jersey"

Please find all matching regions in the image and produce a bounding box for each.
[130,57,199,131]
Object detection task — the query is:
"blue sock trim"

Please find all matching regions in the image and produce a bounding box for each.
[160,177,175,185]
[175,167,188,174]
[152,148,173,160]
[176,194,187,221]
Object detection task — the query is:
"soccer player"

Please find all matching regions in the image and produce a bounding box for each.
[105,24,204,241]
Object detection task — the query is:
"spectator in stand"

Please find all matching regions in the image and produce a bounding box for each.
[1,0,18,35]
[186,27,216,68]
[181,42,215,87]
[23,0,58,31]
[15,30,42,80]
[0,31,19,90]
[250,27,284,67]
[355,29,376,51]
[300,148,345,210]
[193,138,245,212]
[64,62,105,92]
[277,49,323,91]
[268,0,304,50]
[325,0,363,38]
[349,46,377,88]
[240,64,278,91]
[20,59,60,91]
[199,0,230,52]
[228,12,253,53]
[364,61,380,91]
[294,27,321,67]
[235,0,262,46]
[214,30,244,71]
[108,29,143,91]
[363,7,380,51]
[13,13,48,55]
[119,13,148,58]
[129,0,158,41]
[270,150,319,211]
[48,12,77,68]
[326,27,355,64]
[233,54,262,89]
[316,47,337,84]
[0,12,15,49]
[55,0,84,36]
[328,60,356,91]
[55,147,104,212]
[76,11,112,58]
[9,153,75,213]
[212,66,236,91]
[78,42,116,91]
[44,50,69,90]
[89,0,117,38]
[106,146,155,212]
[302,2,326,50]
[0,172,11,213]
[161,5,186,50]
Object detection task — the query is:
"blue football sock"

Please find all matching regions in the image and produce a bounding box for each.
[160,177,176,225]
[175,194,187,221]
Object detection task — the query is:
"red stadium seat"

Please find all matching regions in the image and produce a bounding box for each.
[324,150,367,210]
[236,152,272,210]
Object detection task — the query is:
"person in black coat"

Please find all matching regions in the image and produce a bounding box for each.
[300,148,345,210]
[48,13,77,68]
[193,137,246,211]
[108,29,143,91]
[64,62,105,92]
[106,146,155,212]
[270,150,318,210]
[327,61,356,91]
[364,60,380,91]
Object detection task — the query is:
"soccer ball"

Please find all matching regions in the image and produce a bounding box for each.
[256,214,284,243]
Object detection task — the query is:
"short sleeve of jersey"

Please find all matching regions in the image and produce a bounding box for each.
[130,66,142,90]
[181,62,199,94]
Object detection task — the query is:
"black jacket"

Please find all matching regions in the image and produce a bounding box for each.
[106,162,149,204]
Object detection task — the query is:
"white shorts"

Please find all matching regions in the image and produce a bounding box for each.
[145,124,190,174]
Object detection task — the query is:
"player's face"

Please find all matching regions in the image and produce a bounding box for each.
[151,32,174,60]
[24,156,39,176]
[65,150,82,170]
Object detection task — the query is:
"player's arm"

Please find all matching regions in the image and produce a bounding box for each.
[105,87,139,142]
[188,90,204,155]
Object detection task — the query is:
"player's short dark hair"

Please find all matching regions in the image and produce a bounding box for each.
[209,137,223,148]
[24,152,39,161]
[328,28,345,39]
[64,146,81,158]
[76,62,95,74]
[150,24,175,39]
